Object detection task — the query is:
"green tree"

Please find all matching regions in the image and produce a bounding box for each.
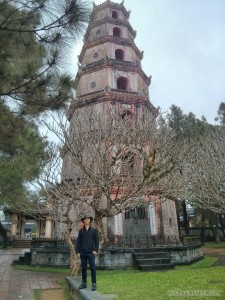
[0,0,89,115]
[0,0,90,200]
[215,102,225,125]
[0,0,90,244]
[0,101,48,206]
[166,105,209,138]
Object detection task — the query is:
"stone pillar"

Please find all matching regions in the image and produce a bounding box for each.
[11,213,18,237]
[45,216,52,238]
[148,203,155,235]
[20,219,25,238]
[36,220,40,238]
[161,198,179,237]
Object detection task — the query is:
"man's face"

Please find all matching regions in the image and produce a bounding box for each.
[84,217,91,225]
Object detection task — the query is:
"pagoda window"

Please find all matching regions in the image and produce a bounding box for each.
[112,11,118,19]
[115,49,124,60]
[113,27,121,37]
[117,76,127,90]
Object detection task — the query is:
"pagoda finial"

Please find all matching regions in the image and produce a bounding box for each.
[92,1,96,7]
[121,0,125,5]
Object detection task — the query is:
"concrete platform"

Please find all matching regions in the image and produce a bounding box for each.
[66,276,117,300]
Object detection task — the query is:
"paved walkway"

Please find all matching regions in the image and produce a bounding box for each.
[0,248,65,300]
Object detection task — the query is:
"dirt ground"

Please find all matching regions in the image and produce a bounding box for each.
[40,289,65,300]
[202,246,225,266]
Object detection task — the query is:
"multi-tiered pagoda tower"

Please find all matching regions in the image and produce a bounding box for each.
[61,0,179,239]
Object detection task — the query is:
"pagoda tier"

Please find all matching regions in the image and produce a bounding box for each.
[68,89,157,121]
[75,57,151,89]
[79,36,143,63]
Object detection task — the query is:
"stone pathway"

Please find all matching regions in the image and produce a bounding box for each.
[0,248,65,300]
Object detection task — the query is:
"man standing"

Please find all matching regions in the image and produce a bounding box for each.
[75,215,99,291]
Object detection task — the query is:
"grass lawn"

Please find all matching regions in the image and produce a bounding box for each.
[14,255,225,300]
[14,265,70,274]
[175,256,218,269]
[96,267,225,300]
[203,241,225,248]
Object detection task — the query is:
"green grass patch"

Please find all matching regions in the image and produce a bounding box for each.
[95,269,140,276]
[14,264,70,274]
[203,241,225,248]
[96,267,225,300]
[33,289,41,300]
[175,256,218,269]
[57,279,67,287]
[57,279,73,300]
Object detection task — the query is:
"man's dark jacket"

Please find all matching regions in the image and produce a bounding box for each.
[75,226,99,254]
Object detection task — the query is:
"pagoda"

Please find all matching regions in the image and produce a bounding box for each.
[61,0,179,240]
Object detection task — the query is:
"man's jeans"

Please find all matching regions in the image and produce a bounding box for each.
[80,252,96,284]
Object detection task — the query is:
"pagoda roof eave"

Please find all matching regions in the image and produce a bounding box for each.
[79,36,143,62]
[84,17,136,41]
[91,1,131,19]
[74,60,151,90]
[67,90,158,120]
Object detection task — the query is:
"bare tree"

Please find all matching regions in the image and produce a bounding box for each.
[44,107,191,241]
[11,104,197,275]
[183,126,225,214]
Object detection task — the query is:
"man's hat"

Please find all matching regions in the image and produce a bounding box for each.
[81,215,93,223]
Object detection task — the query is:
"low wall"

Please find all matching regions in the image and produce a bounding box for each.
[95,244,203,269]
[169,244,203,264]
[30,244,203,268]
[31,248,70,267]
[96,249,133,269]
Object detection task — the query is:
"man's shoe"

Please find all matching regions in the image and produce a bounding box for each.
[79,282,87,289]
[92,283,97,291]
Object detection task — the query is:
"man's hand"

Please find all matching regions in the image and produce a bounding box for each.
[93,251,97,256]
[77,253,80,258]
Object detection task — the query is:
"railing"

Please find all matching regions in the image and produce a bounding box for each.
[181,235,201,246]
[103,234,182,249]
[30,235,201,251]
[31,238,75,249]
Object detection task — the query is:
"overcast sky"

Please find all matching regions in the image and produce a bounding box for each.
[68,0,225,124]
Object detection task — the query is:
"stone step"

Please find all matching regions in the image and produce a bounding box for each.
[137,258,171,265]
[134,252,170,259]
[139,263,175,271]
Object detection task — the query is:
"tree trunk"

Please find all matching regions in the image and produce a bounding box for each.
[208,217,220,243]
[175,200,181,235]
[0,221,8,248]
[200,209,205,245]
[94,217,105,250]
[218,214,225,238]
[182,200,189,235]
[64,235,81,276]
